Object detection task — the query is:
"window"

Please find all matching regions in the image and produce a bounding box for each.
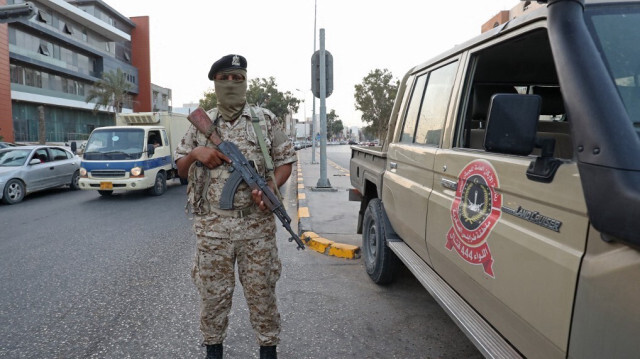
[50,148,69,161]
[64,23,74,35]
[24,68,35,86]
[33,149,49,162]
[37,10,51,24]
[10,64,24,85]
[455,30,574,159]
[400,61,459,146]
[585,5,640,129]
[400,74,428,143]
[38,42,50,56]
[415,61,458,146]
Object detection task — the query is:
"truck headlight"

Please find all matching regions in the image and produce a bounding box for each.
[79,168,87,177]
[131,167,144,177]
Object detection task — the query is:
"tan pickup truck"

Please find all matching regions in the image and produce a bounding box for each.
[349,1,640,358]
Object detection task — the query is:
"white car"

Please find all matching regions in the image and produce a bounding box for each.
[0,145,81,204]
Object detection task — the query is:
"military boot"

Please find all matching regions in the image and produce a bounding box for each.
[205,343,223,359]
[259,345,277,359]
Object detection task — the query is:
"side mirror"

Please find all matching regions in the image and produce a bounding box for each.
[147,144,155,157]
[484,94,540,155]
[70,141,77,154]
[29,158,41,165]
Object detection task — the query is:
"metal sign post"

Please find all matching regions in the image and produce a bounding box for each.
[317,29,330,188]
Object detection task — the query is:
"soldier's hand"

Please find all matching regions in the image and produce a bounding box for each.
[251,189,268,211]
[251,181,275,211]
[195,147,231,169]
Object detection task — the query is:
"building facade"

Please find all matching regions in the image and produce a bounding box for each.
[481,1,543,33]
[0,0,152,143]
[151,83,171,112]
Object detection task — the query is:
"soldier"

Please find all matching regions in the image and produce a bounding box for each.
[174,54,296,359]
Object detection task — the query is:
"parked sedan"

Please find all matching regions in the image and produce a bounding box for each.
[0,145,80,204]
[0,142,18,148]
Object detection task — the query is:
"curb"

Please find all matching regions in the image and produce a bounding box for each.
[295,155,361,260]
[301,231,361,259]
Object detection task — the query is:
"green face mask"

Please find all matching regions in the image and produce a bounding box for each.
[214,72,247,122]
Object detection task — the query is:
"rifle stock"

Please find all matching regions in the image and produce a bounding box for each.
[187,108,305,250]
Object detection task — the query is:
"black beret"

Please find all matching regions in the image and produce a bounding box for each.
[208,54,247,80]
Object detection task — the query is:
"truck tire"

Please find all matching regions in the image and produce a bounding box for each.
[149,172,166,196]
[98,190,113,196]
[362,198,397,284]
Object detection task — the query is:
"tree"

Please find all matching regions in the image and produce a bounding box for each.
[354,69,398,141]
[199,89,217,111]
[247,77,300,121]
[361,125,376,141]
[85,68,132,120]
[199,77,300,123]
[326,109,344,139]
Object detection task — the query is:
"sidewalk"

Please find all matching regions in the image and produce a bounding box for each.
[294,147,361,259]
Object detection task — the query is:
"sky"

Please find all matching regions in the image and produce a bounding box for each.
[102,0,516,128]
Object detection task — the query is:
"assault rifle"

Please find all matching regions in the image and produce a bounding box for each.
[187,108,305,250]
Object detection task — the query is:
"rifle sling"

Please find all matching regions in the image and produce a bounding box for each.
[249,106,282,200]
[249,107,274,172]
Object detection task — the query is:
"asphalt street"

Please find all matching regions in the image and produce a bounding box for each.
[0,147,480,358]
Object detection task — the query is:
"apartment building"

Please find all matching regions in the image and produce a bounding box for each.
[0,0,153,143]
[151,83,171,112]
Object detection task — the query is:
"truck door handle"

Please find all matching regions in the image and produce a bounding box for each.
[441,178,458,191]
[390,162,397,170]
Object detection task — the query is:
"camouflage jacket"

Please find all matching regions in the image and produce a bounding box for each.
[174,104,296,216]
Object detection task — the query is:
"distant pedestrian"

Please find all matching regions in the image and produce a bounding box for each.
[174,54,296,359]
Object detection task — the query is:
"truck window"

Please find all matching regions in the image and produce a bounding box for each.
[400,61,458,146]
[148,130,162,147]
[455,29,574,159]
[584,5,640,134]
[415,61,458,146]
[84,128,145,160]
[400,74,428,143]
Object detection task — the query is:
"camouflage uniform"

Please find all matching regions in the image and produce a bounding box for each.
[174,104,296,346]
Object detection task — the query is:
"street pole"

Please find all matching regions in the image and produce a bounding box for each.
[316,28,331,188]
[311,0,317,164]
[295,89,307,141]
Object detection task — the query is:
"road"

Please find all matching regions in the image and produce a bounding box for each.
[0,156,480,358]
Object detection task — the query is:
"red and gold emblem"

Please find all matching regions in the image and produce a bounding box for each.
[446,160,502,277]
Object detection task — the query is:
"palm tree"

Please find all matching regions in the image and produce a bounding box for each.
[86,68,132,120]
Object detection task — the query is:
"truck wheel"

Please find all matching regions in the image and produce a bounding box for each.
[362,198,397,284]
[98,190,113,196]
[69,170,80,190]
[2,179,25,204]
[180,178,188,185]
[149,172,167,196]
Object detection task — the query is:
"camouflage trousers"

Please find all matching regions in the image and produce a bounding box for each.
[191,214,282,346]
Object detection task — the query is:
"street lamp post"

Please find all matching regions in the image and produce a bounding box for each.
[295,89,308,140]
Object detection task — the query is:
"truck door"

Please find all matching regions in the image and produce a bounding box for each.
[382,60,460,263]
[425,29,589,358]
